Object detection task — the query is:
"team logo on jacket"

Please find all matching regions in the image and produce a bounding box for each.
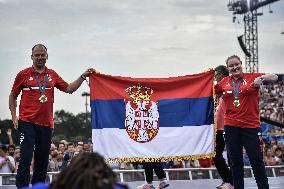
[125,83,159,143]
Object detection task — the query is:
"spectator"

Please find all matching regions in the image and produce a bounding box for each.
[168,161,184,168]
[120,162,134,170]
[56,152,64,171]
[83,143,90,152]
[109,162,121,170]
[189,160,200,168]
[14,147,20,172]
[76,142,83,153]
[199,158,213,168]
[60,140,68,146]
[7,144,15,156]
[61,143,75,169]
[264,149,277,166]
[73,151,80,158]
[57,142,66,154]
[66,143,75,157]
[0,144,15,173]
[48,150,59,172]
[50,143,57,152]
[274,147,283,165]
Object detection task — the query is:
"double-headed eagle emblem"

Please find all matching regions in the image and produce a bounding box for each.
[125,83,159,143]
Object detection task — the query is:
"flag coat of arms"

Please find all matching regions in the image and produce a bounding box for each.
[90,70,215,162]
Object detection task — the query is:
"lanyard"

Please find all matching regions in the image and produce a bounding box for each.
[232,80,241,99]
[34,73,47,95]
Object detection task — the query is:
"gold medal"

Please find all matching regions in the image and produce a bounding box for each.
[233,98,240,107]
[39,94,48,103]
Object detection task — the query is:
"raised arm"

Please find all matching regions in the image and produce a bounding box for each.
[63,75,86,94]
[252,73,278,87]
[64,68,98,94]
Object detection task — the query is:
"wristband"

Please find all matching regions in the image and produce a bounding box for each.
[80,75,86,80]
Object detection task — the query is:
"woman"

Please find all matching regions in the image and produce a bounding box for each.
[215,55,278,189]
[264,149,277,166]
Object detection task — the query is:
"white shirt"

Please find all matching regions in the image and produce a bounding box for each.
[0,156,15,173]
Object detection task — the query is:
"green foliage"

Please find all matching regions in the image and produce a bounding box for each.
[53,110,91,143]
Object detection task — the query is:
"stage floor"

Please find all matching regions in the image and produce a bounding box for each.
[126,177,284,189]
[2,177,283,189]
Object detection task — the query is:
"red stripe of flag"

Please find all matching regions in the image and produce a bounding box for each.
[89,70,214,101]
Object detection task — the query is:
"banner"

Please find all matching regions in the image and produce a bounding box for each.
[90,70,215,162]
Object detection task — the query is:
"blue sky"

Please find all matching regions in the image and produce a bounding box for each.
[0,0,283,119]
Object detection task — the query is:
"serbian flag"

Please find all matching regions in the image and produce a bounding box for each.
[90,70,215,162]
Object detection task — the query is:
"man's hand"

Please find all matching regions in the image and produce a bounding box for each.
[65,68,100,94]
[80,68,99,80]
[12,116,19,129]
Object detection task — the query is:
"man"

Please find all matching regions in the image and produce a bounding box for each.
[9,44,95,188]
[76,141,84,152]
[61,143,75,169]
[57,142,66,154]
[7,144,16,157]
[82,143,91,152]
[213,65,233,189]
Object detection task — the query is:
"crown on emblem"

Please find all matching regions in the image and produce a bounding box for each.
[125,83,153,105]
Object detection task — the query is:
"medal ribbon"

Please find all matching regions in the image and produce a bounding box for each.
[34,73,47,96]
[232,80,241,99]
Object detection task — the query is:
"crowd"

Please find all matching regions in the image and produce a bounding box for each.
[1,136,283,174]
[0,139,93,173]
[260,81,284,124]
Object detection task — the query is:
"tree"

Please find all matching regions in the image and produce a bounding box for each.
[53,110,91,143]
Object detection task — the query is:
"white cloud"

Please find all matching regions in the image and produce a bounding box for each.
[0,0,283,119]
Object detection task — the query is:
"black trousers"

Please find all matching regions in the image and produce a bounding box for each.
[16,120,53,188]
[212,130,233,185]
[224,126,269,189]
[143,162,166,183]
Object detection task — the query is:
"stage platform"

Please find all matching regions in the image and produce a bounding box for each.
[2,177,283,189]
[126,177,284,189]
[127,177,284,189]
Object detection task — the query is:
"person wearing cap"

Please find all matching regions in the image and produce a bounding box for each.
[8,44,96,188]
[215,55,278,189]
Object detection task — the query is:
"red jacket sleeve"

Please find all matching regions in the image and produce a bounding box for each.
[11,71,25,98]
[52,70,69,91]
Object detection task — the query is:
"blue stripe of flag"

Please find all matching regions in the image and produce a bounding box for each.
[91,97,214,129]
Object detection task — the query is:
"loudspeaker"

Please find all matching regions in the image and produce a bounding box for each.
[238,35,251,57]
